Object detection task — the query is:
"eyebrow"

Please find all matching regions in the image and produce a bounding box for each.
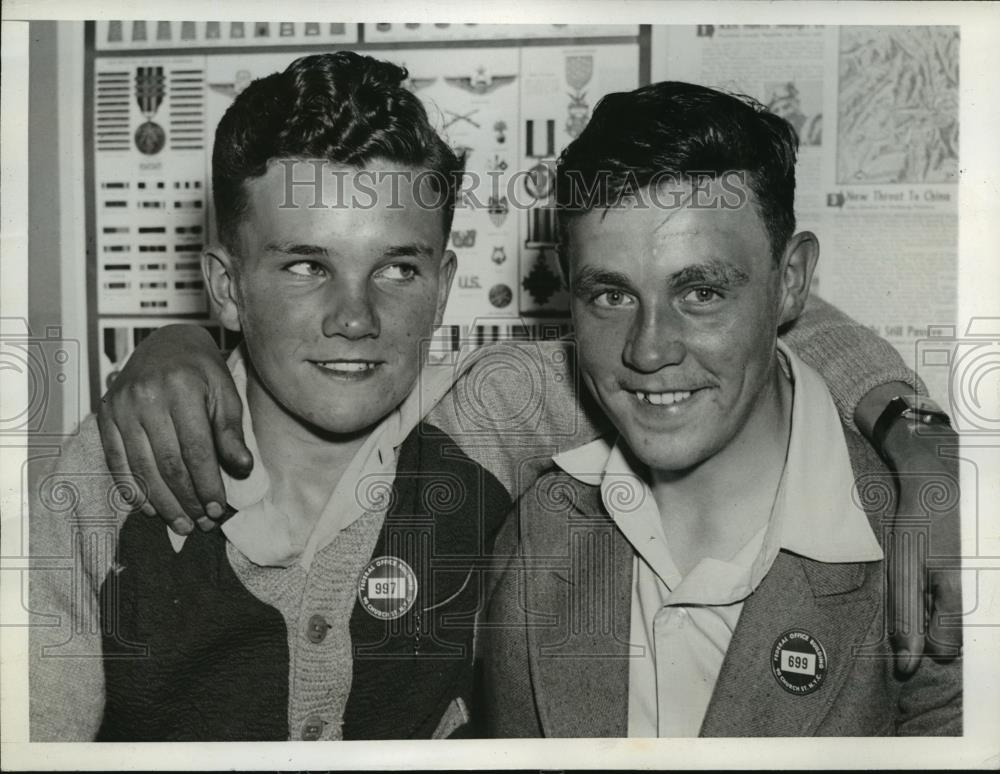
[264,241,328,257]
[572,267,635,297]
[572,261,750,297]
[262,241,435,260]
[668,260,751,289]
[382,242,435,260]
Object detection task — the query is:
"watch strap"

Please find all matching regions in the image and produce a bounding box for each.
[872,395,951,452]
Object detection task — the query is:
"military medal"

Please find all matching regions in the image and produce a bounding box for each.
[521,252,562,307]
[444,66,516,96]
[489,283,513,309]
[565,55,594,138]
[525,160,555,201]
[487,154,508,173]
[450,229,477,249]
[493,120,507,144]
[525,119,555,159]
[133,66,166,156]
[487,196,509,228]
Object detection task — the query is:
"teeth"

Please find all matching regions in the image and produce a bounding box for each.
[316,361,376,372]
[636,390,693,405]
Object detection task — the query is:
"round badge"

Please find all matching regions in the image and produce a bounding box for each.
[357,556,418,620]
[489,283,513,309]
[771,629,827,695]
[134,120,166,155]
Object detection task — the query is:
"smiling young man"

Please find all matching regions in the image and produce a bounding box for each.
[30,52,515,741]
[483,82,961,737]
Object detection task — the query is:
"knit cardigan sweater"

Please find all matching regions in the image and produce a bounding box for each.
[28,295,922,740]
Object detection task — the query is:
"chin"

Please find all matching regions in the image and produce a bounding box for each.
[313,411,384,437]
[630,446,703,475]
[619,426,720,476]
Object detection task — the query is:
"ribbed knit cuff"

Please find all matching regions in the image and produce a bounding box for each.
[782,296,928,433]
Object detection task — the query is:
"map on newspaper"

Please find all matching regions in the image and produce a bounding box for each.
[837,26,959,185]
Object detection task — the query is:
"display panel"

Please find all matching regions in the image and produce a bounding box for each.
[85,22,648,406]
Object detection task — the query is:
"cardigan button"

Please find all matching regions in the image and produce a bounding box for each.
[306,614,331,644]
[301,715,325,740]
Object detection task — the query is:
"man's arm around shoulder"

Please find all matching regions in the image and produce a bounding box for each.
[29,416,119,740]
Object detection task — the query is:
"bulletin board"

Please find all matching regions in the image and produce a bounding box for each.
[84,20,650,409]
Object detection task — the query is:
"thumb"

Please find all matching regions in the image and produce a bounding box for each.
[209,369,253,477]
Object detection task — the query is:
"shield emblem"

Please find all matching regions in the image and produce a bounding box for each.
[565,55,594,91]
[488,196,509,228]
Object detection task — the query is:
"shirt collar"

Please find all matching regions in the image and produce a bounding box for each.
[552,435,613,487]
[774,341,883,564]
[168,345,464,567]
[553,341,883,584]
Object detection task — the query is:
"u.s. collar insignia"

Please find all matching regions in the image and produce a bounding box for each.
[771,629,827,695]
[357,556,418,620]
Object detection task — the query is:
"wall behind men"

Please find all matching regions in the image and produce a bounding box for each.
[651,24,959,404]
[26,21,87,440]
[25,21,959,437]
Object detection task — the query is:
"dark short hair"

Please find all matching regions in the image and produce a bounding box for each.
[555,81,799,275]
[213,51,464,253]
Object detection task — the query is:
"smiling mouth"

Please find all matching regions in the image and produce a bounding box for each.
[631,389,699,406]
[311,360,382,378]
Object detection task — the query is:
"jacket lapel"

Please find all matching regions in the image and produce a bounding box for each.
[700,552,878,736]
[522,476,635,737]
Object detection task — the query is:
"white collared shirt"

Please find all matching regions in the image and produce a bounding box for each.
[167,346,461,570]
[552,341,884,737]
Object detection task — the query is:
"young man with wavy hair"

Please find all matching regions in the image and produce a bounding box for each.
[31,52,509,742]
[483,82,960,737]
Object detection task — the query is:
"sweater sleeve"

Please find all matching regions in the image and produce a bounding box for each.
[29,416,122,740]
[779,294,927,431]
[426,340,606,502]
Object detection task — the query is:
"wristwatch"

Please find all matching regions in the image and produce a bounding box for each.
[872,394,952,451]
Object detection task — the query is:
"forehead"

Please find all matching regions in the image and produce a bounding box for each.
[240,159,446,251]
[565,179,770,271]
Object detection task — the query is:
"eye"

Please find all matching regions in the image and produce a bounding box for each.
[683,286,722,304]
[593,289,636,308]
[285,261,326,277]
[376,263,418,281]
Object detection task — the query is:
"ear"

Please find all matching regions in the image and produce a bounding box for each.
[777,231,819,327]
[202,247,242,332]
[433,249,457,327]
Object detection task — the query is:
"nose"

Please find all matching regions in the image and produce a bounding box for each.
[622,305,685,373]
[322,281,380,339]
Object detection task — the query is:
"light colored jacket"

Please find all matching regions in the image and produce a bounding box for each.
[483,426,961,737]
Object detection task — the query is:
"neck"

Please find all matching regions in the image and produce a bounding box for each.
[649,356,793,572]
[246,369,375,528]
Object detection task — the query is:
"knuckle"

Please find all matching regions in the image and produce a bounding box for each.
[179,439,213,467]
[159,453,187,482]
[163,369,198,395]
[127,458,156,489]
[126,378,162,405]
